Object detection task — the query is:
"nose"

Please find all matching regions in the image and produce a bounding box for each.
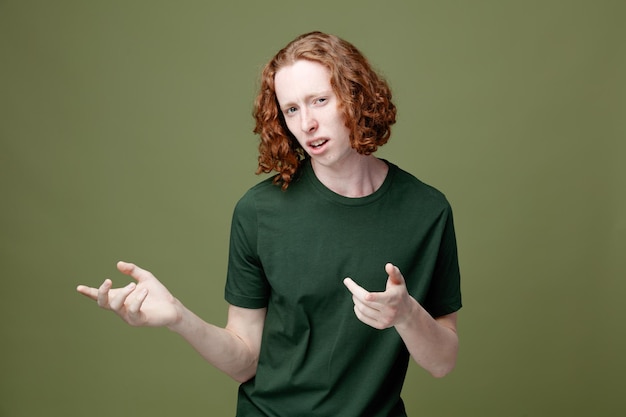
[300,109,318,133]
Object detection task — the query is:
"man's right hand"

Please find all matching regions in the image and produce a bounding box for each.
[76,261,181,328]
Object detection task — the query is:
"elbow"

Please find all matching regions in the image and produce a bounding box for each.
[232,372,255,384]
[424,347,458,378]
[429,333,459,378]
[229,360,259,384]
[429,360,456,378]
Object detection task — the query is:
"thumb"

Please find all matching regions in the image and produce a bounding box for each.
[385,263,404,286]
[116,261,152,283]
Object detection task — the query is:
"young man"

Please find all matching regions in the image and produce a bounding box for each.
[77,31,462,416]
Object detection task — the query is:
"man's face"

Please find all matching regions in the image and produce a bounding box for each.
[274,60,354,170]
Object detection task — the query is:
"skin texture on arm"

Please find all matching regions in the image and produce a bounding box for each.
[343,263,459,378]
[169,304,266,383]
[76,261,265,383]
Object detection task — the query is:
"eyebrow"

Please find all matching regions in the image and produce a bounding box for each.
[279,90,333,109]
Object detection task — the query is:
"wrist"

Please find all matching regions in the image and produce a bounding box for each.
[394,296,420,331]
[166,298,186,332]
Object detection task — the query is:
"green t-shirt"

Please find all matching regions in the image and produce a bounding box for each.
[225,159,461,417]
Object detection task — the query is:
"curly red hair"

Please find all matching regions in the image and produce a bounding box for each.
[253,31,397,190]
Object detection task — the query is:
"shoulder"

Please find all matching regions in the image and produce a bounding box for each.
[387,162,451,210]
[233,173,307,216]
[239,176,280,200]
[233,177,276,213]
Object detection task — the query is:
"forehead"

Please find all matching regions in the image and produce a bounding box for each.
[274,60,332,104]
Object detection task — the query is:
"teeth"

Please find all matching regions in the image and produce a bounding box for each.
[311,139,326,147]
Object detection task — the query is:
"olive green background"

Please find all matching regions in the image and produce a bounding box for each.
[1,1,624,416]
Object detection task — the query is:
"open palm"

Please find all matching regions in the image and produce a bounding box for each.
[76,261,180,327]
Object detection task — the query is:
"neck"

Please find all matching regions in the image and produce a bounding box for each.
[311,155,388,198]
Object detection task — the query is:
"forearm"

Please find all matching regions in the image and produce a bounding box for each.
[395,298,458,378]
[166,300,259,383]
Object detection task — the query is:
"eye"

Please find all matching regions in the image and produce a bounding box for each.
[284,106,297,115]
[315,97,327,105]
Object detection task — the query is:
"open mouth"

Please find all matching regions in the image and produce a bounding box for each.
[309,139,328,149]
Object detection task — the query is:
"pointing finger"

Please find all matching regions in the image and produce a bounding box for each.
[343,278,376,302]
[76,285,98,301]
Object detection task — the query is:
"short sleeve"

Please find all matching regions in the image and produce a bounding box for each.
[423,204,462,318]
[224,191,270,309]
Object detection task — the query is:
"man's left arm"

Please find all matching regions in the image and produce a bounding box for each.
[343,263,459,378]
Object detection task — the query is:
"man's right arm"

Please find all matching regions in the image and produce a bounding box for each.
[168,304,266,383]
[76,261,266,383]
